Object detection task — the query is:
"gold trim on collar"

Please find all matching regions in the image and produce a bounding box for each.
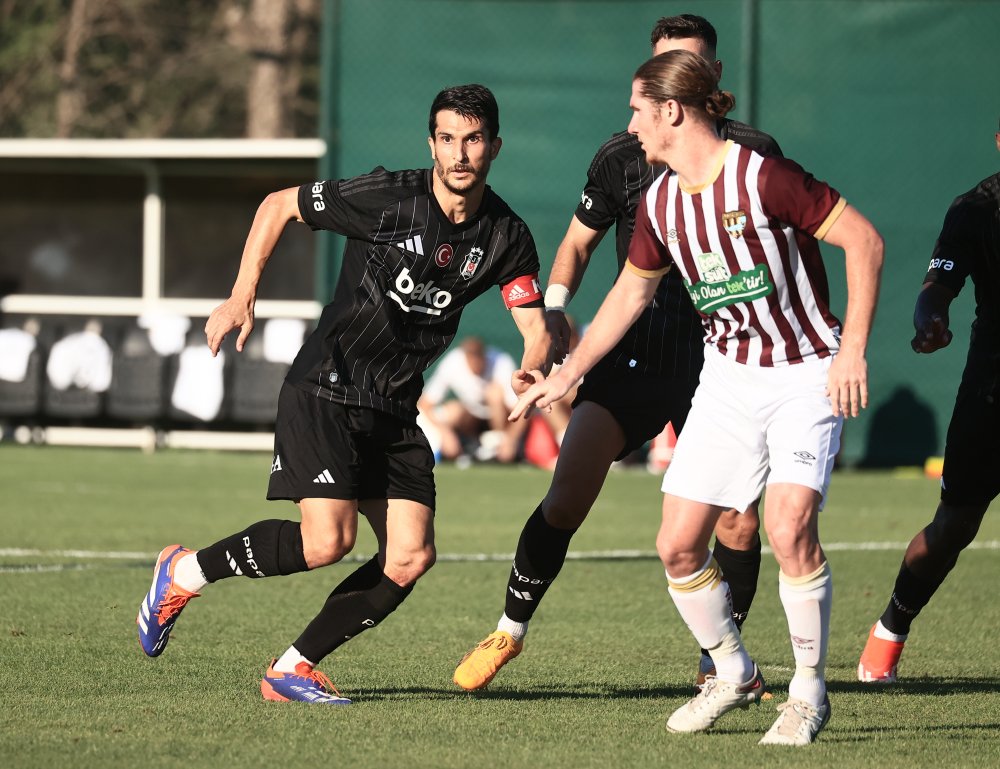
[679,140,733,195]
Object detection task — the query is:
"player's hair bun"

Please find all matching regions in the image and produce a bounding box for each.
[706,90,735,119]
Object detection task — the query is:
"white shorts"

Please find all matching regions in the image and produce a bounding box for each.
[661,348,843,512]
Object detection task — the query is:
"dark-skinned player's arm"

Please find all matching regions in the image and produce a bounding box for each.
[205,187,303,356]
[911,282,956,354]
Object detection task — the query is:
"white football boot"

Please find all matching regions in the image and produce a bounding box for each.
[666,664,767,733]
[759,693,831,746]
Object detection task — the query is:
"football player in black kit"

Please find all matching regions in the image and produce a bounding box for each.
[136,84,552,703]
[454,15,782,692]
[859,123,1000,684]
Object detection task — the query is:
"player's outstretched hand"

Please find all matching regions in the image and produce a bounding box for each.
[911,314,953,354]
[205,294,255,356]
[826,348,868,419]
[512,368,546,397]
[509,371,573,422]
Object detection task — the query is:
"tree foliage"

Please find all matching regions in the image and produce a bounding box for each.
[0,0,320,138]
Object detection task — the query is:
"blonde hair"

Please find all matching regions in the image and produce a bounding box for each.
[634,49,734,120]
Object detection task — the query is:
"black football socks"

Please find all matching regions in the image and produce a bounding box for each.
[880,561,952,635]
[713,536,762,631]
[196,519,308,582]
[503,504,578,623]
[293,556,412,662]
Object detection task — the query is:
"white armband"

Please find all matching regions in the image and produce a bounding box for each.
[544,284,571,312]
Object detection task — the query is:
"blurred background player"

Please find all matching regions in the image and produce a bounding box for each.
[418,335,523,463]
[454,14,780,694]
[135,84,551,704]
[858,122,1000,683]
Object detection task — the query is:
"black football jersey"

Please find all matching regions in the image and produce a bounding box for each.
[924,171,1000,361]
[574,119,782,377]
[287,167,541,421]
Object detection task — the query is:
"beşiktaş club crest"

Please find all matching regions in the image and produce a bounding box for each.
[434,243,453,268]
[460,246,484,280]
[722,209,747,239]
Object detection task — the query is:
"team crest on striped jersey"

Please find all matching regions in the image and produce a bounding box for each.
[722,210,747,239]
[685,252,774,313]
[460,247,484,280]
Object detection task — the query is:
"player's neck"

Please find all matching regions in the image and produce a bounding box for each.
[432,175,486,224]
[667,127,728,191]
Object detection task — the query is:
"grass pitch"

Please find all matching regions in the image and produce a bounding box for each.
[2,445,999,768]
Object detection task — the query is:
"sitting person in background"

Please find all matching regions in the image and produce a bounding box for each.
[417,336,525,463]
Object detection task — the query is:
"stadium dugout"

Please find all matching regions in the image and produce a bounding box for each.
[0,139,323,451]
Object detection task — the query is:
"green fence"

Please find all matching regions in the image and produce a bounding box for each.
[323,0,1000,465]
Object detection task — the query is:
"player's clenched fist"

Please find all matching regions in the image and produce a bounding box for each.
[911,314,953,354]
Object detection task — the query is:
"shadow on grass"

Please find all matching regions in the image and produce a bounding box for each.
[820,722,1000,742]
[830,677,1000,695]
[355,682,695,701]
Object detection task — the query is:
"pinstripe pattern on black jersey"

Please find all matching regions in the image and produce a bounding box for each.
[287,167,539,421]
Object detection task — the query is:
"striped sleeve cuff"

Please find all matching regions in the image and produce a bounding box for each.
[814,197,848,241]
[625,260,671,279]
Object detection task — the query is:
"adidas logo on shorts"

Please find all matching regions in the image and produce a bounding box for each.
[313,469,335,484]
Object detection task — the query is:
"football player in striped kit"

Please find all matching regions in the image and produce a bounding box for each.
[454,13,781,698]
[135,84,552,703]
[510,50,884,745]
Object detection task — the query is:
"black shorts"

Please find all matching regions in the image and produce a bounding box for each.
[267,383,436,509]
[940,370,1000,506]
[573,356,701,459]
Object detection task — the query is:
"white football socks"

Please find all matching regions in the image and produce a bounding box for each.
[173,552,208,593]
[497,613,529,642]
[667,553,754,684]
[874,619,908,643]
[778,561,832,707]
[273,645,316,673]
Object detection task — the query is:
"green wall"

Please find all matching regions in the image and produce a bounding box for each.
[326,0,1000,465]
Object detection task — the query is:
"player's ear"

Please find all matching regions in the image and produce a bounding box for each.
[489,136,502,160]
[428,135,436,159]
[714,59,723,81]
[665,98,683,127]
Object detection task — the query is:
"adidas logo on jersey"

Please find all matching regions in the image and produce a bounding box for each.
[506,284,530,303]
[395,234,424,256]
[313,469,335,484]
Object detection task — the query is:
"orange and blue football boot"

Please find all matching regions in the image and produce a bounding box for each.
[137,544,199,657]
[261,660,352,704]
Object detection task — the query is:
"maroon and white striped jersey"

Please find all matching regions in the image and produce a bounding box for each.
[627,140,847,367]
